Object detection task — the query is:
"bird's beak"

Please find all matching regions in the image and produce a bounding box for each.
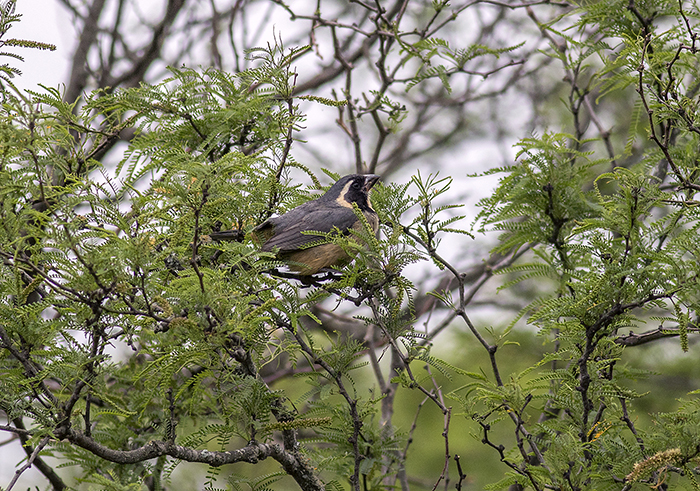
[364,174,381,191]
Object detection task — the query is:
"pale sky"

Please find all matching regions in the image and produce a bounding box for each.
[11,0,73,91]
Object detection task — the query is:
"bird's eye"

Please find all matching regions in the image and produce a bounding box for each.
[352,181,361,189]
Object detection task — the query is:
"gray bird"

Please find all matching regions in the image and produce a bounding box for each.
[210,174,380,275]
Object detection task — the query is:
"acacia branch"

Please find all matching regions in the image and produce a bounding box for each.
[11,418,65,491]
[104,0,187,89]
[64,0,107,105]
[56,426,323,491]
[615,325,700,346]
[6,435,54,491]
[285,321,363,491]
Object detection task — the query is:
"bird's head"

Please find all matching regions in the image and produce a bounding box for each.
[324,174,381,211]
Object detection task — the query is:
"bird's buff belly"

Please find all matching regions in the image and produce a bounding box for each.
[280,243,351,275]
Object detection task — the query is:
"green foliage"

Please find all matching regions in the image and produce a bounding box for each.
[4,1,700,490]
[403,37,525,93]
[0,34,442,490]
[454,1,700,488]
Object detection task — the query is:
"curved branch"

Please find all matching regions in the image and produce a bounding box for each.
[58,427,324,491]
[615,325,700,346]
[12,418,66,491]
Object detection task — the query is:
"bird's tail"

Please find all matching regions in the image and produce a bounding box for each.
[206,229,245,242]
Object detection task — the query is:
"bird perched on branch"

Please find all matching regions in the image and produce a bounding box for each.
[210,174,381,275]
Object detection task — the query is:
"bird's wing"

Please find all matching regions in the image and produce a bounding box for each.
[261,205,359,252]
